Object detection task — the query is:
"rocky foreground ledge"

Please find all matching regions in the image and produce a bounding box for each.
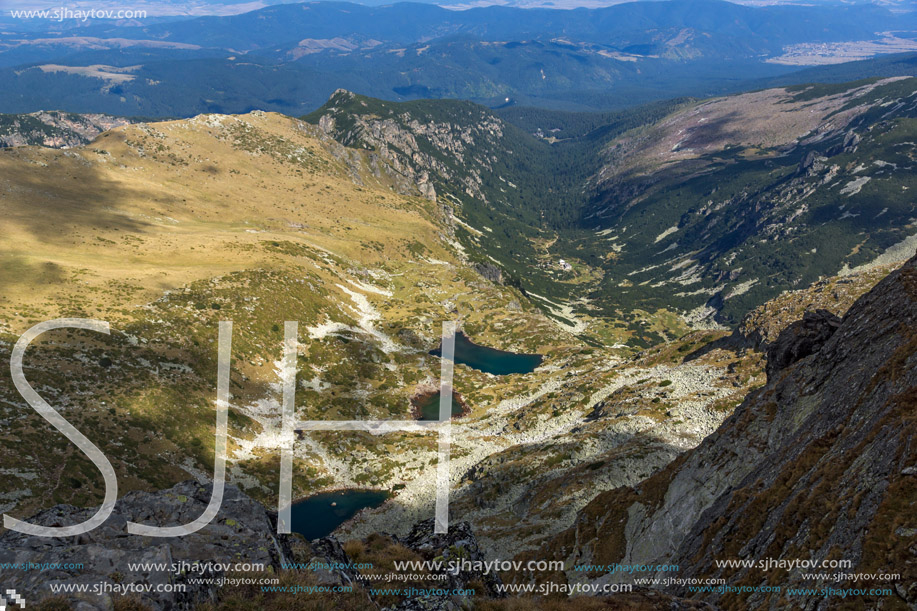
[0,482,502,610]
[0,482,291,609]
[538,252,917,608]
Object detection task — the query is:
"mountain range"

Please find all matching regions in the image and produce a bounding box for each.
[0,66,915,576]
[0,2,916,608]
[0,91,913,606]
[3,0,915,16]
[0,0,915,113]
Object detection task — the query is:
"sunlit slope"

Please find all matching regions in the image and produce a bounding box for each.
[0,111,567,519]
[0,111,441,319]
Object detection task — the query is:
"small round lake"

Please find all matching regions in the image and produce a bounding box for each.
[413,390,465,421]
[431,331,542,375]
[290,489,390,540]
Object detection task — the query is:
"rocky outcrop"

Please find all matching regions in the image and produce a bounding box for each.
[0,481,293,610]
[311,519,502,611]
[825,129,861,157]
[0,111,130,148]
[764,308,840,379]
[691,263,893,360]
[387,519,504,610]
[796,149,824,177]
[308,90,508,205]
[541,252,917,608]
[309,536,364,588]
[474,262,503,284]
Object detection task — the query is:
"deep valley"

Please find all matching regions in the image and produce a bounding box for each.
[0,25,915,609]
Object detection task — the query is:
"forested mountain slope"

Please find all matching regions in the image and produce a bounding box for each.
[307,77,917,346]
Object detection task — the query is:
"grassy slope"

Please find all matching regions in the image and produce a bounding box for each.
[0,111,573,518]
[577,77,917,325]
[304,91,699,349]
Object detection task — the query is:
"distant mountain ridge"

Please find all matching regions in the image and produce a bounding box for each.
[80,0,903,51]
[4,1,914,58]
[4,0,913,18]
[0,1,914,114]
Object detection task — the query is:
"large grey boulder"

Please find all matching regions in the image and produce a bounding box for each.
[0,481,292,610]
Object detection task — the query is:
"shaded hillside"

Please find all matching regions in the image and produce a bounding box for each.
[581,76,917,325]
[535,251,917,608]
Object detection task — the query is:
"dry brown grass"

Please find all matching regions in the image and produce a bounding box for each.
[598,78,903,185]
[0,112,445,325]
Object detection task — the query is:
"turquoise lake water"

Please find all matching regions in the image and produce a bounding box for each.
[289,334,540,539]
[431,332,542,375]
[290,489,390,540]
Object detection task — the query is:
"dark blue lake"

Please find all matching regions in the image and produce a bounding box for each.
[413,390,466,421]
[290,489,390,540]
[432,331,542,375]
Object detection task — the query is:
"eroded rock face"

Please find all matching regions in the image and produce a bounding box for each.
[474,262,503,285]
[764,308,841,380]
[706,263,895,357]
[403,519,502,590]
[312,90,507,206]
[0,481,293,610]
[308,519,501,611]
[540,252,917,608]
[0,111,131,148]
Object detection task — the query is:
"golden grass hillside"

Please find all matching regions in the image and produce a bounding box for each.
[0,111,570,520]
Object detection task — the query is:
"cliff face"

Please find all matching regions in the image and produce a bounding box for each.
[0,111,131,148]
[544,252,917,608]
[309,90,512,205]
